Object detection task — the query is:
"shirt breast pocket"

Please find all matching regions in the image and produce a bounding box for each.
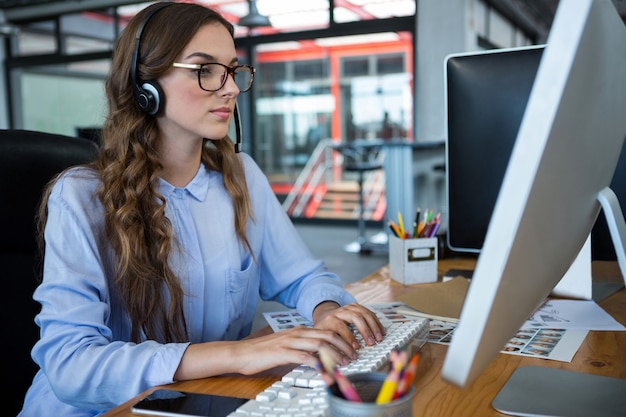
[225,256,259,338]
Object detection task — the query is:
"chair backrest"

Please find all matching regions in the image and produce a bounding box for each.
[0,129,99,416]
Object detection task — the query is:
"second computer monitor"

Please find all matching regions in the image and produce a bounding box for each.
[445,44,626,260]
[445,45,543,254]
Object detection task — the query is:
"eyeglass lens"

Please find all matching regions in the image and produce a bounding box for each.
[199,63,253,92]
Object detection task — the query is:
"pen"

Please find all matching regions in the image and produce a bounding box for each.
[412,208,421,238]
[413,207,421,228]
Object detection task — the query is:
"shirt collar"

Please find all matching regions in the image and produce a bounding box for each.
[158,164,210,202]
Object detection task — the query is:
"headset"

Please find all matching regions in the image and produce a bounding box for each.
[233,103,242,153]
[130,2,172,116]
[129,2,243,153]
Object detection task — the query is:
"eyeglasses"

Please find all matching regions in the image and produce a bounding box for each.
[172,62,255,93]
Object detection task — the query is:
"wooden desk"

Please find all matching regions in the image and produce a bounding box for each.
[103,258,626,417]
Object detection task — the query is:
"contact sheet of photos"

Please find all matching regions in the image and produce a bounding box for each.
[427,321,588,362]
[263,310,312,331]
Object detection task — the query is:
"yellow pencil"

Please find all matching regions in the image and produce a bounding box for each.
[397,211,405,238]
[376,351,406,404]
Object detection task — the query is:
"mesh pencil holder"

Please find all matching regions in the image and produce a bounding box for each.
[326,372,415,417]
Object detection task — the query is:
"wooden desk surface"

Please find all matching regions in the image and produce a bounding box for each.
[103,258,626,417]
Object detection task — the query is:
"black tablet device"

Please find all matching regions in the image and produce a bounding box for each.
[131,389,248,417]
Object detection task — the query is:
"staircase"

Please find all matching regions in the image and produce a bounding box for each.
[282,140,386,222]
[314,176,386,221]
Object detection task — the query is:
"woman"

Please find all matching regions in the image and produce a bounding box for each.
[18,3,385,416]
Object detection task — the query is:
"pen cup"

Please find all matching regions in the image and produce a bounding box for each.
[326,372,415,417]
[389,235,438,284]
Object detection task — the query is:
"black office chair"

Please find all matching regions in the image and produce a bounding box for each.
[0,129,99,416]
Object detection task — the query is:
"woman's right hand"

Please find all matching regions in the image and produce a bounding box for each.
[232,325,357,375]
[174,325,357,380]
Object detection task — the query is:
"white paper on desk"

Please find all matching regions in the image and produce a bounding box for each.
[524,299,626,331]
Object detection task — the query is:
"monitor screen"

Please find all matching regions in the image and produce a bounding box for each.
[445,43,626,260]
[445,45,543,254]
[442,0,626,391]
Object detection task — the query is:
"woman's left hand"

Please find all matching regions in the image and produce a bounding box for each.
[312,302,386,351]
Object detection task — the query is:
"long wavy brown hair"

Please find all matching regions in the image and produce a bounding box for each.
[36,2,253,344]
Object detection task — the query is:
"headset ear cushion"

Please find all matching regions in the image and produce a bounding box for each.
[136,80,164,116]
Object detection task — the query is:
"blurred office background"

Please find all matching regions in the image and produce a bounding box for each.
[0,1,566,219]
[2,0,624,274]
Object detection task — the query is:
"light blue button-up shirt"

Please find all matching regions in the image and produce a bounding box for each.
[19,153,355,416]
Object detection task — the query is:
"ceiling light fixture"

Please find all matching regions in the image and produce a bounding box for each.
[238,0,272,28]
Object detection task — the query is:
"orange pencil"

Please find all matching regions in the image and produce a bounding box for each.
[388,219,403,239]
[416,209,428,237]
[376,350,407,404]
[393,352,420,399]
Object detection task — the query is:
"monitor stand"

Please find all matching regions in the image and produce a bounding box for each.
[493,366,626,417]
[492,187,626,417]
[592,187,626,300]
[592,281,625,302]
[597,187,626,285]
[553,237,624,303]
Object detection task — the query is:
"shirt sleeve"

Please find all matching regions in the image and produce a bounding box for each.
[240,154,357,322]
[30,169,189,410]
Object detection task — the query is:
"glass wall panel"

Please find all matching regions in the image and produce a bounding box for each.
[20,69,107,137]
[255,55,333,180]
[255,32,413,191]
[16,12,115,57]
[15,31,56,55]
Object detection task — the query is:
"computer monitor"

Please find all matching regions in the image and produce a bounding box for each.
[442,0,626,411]
[445,45,543,254]
[445,39,626,262]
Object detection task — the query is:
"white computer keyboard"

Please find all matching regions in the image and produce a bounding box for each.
[229,382,329,417]
[228,317,429,417]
